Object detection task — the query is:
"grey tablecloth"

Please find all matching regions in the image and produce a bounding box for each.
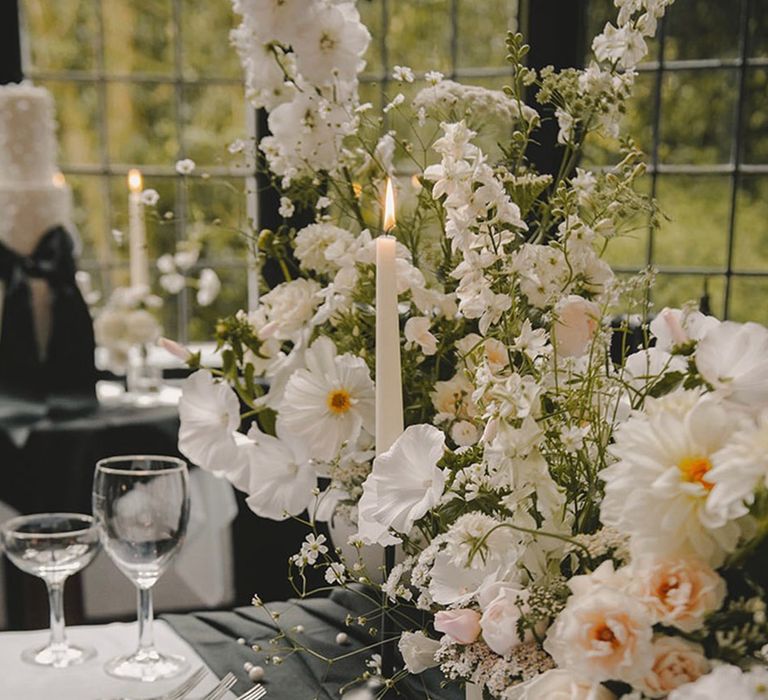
[164,588,461,700]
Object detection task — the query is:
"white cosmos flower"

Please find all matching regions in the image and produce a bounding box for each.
[601,389,747,566]
[695,321,768,409]
[279,336,374,462]
[178,370,250,490]
[357,424,446,539]
[243,423,317,521]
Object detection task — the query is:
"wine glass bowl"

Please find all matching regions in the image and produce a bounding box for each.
[93,455,190,682]
[1,513,100,667]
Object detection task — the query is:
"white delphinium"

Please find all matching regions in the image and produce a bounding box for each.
[279,336,374,462]
[404,316,438,356]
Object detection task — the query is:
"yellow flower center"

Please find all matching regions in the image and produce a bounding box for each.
[678,455,714,491]
[327,389,352,415]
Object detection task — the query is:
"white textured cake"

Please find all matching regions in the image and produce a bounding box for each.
[0,83,75,356]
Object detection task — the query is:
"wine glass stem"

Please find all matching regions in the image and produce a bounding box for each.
[47,581,67,648]
[137,586,155,654]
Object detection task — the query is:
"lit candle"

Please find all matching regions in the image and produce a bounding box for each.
[127,169,149,290]
[375,177,404,455]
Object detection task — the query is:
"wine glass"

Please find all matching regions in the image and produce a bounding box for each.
[92,455,190,682]
[2,513,100,667]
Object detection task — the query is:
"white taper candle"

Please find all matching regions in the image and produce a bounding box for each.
[127,169,149,290]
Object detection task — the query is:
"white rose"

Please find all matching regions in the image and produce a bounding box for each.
[398,631,440,674]
[480,586,528,656]
[260,278,321,340]
[553,295,601,358]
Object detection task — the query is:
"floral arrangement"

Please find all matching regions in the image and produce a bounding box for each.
[175,0,768,697]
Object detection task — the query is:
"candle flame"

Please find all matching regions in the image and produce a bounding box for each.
[383,177,396,232]
[128,169,143,193]
[52,172,66,188]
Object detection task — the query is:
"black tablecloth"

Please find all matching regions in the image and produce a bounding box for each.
[0,399,180,515]
[165,588,461,700]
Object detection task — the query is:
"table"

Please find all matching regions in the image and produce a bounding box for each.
[0,620,237,700]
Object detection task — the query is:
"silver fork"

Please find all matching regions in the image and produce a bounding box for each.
[197,672,238,700]
[235,685,267,700]
[106,666,207,700]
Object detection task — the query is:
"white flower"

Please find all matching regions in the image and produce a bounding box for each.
[357,424,446,538]
[196,268,221,306]
[383,93,405,113]
[297,533,328,565]
[571,168,597,204]
[324,561,346,584]
[555,107,576,145]
[425,70,444,85]
[392,65,414,82]
[480,585,528,656]
[292,3,370,85]
[513,669,617,700]
[593,23,647,69]
[427,552,490,606]
[451,420,479,447]
[140,188,159,206]
[174,247,199,270]
[650,307,719,352]
[160,272,186,294]
[398,631,440,674]
[228,138,246,154]
[243,423,317,521]
[601,390,747,565]
[278,196,295,218]
[280,336,374,462]
[544,585,654,684]
[294,223,355,275]
[404,316,437,356]
[178,370,250,490]
[668,664,768,700]
[125,309,161,344]
[175,158,196,175]
[707,411,768,523]
[259,279,321,340]
[695,321,768,409]
[157,254,176,274]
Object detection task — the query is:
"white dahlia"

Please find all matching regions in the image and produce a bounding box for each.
[600,389,747,565]
[279,336,374,462]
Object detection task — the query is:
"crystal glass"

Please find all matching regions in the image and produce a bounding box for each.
[1,513,100,667]
[93,455,190,682]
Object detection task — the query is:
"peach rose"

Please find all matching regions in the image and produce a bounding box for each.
[629,556,726,633]
[553,295,601,358]
[639,636,710,698]
[434,608,481,644]
[520,669,617,700]
[544,586,654,684]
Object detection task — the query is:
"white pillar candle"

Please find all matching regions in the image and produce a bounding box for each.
[375,178,404,455]
[127,169,149,290]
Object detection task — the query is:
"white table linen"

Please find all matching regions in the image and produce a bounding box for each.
[0,620,237,700]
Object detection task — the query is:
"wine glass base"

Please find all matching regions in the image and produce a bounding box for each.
[22,642,97,668]
[104,649,188,682]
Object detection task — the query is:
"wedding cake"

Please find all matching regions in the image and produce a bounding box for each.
[0,83,75,358]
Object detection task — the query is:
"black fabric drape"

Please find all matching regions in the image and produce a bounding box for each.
[0,226,96,403]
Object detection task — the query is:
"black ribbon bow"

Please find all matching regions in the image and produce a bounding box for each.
[0,226,96,402]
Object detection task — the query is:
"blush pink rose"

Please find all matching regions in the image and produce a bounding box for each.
[479,586,528,656]
[553,295,601,357]
[434,608,482,645]
[629,556,726,633]
[639,636,710,698]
